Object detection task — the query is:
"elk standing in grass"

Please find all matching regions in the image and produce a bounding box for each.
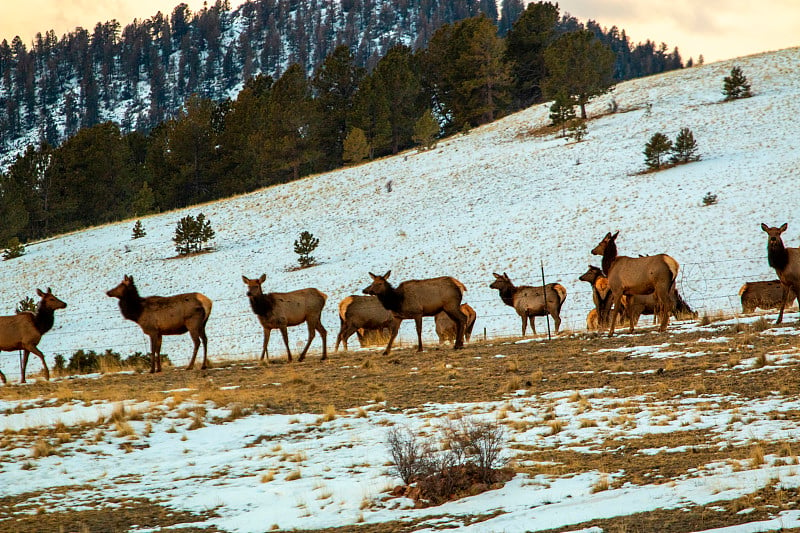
[739,280,797,314]
[761,223,800,324]
[362,271,467,355]
[435,303,477,344]
[335,295,396,352]
[591,231,679,336]
[106,275,212,372]
[242,274,327,362]
[579,265,613,329]
[0,288,66,384]
[489,273,566,336]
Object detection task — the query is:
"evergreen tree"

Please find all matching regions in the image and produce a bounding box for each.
[294,231,319,268]
[566,118,587,142]
[644,132,673,170]
[173,213,215,255]
[131,181,156,216]
[413,109,440,150]
[2,237,25,260]
[342,127,370,165]
[723,66,752,101]
[549,92,576,137]
[131,220,147,239]
[505,1,559,107]
[16,295,37,313]
[542,30,616,119]
[670,127,699,164]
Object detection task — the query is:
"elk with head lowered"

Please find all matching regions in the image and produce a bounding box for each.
[489,273,566,336]
[242,274,327,362]
[0,288,67,384]
[591,231,679,336]
[106,275,212,373]
[362,271,467,355]
[761,223,800,324]
[334,295,396,352]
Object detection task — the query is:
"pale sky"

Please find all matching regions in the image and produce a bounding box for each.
[0,0,798,64]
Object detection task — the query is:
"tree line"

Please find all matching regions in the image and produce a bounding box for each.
[0,2,688,244]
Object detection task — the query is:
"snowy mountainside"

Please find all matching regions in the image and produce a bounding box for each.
[2,47,800,375]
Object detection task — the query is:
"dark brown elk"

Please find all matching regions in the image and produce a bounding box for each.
[761,223,800,324]
[242,275,327,362]
[362,271,467,355]
[0,288,66,384]
[739,280,797,314]
[622,290,697,328]
[335,295,397,352]
[591,231,679,336]
[435,303,477,344]
[489,273,567,335]
[107,275,212,373]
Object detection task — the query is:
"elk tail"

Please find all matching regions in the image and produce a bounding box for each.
[738,283,748,297]
[450,277,467,296]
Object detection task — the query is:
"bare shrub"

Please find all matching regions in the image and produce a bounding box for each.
[386,425,429,485]
[440,418,507,484]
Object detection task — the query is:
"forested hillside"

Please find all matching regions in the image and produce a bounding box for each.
[0,0,685,244]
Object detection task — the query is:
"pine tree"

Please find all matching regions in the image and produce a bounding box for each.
[2,237,26,260]
[294,231,319,268]
[723,66,752,101]
[16,296,37,313]
[173,213,215,255]
[566,118,587,142]
[549,92,575,137]
[670,127,700,164]
[413,109,439,150]
[131,181,156,216]
[643,132,673,170]
[342,127,370,165]
[131,220,147,239]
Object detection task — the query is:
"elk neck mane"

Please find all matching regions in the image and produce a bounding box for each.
[768,238,790,271]
[601,238,618,275]
[33,305,56,335]
[117,283,145,322]
[248,292,277,317]
[496,283,517,307]
[374,284,404,312]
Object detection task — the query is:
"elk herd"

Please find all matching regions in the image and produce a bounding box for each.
[1,224,799,383]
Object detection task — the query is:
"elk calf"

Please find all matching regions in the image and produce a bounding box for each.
[243,275,327,362]
[0,288,66,383]
[335,295,396,352]
[362,271,467,355]
[489,273,566,336]
[740,280,797,314]
[107,275,212,373]
[435,303,477,344]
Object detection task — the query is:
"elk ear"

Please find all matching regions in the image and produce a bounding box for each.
[503,272,509,279]
[383,270,391,279]
[258,273,266,283]
[36,289,45,297]
[492,273,501,279]
[47,287,52,294]
[611,230,619,239]
[241,275,249,284]
[780,223,788,233]
[761,223,769,232]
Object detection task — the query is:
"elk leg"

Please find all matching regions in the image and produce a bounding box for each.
[530,315,536,335]
[656,288,670,332]
[318,322,327,361]
[776,285,789,324]
[27,346,50,381]
[520,315,527,337]
[608,295,623,337]
[337,325,357,353]
[383,318,402,356]
[21,350,30,383]
[152,335,163,373]
[279,327,292,362]
[187,332,200,370]
[199,329,209,370]
[443,306,466,349]
[299,321,316,362]
[552,310,561,334]
[261,328,271,361]
[0,367,5,384]
[414,316,424,352]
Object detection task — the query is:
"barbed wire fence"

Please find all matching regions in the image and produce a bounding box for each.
[3,255,791,377]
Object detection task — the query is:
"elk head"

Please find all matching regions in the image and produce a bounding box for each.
[591,231,619,256]
[761,223,788,246]
[578,265,604,284]
[489,272,513,291]
[363,271,392,296]
[36,288,67,310]
[106,275,135,299]
[242,274,267,298]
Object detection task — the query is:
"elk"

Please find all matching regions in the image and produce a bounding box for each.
[622,290,697,328]
[106,275,212,373]
[739,280,797,314]
[591,231,679,336]
[0,288,66,384]
[435,303,477,344]
[362,271,467,355]
[761,223,800,324]
[579,265,613,329]
[489,273,567,336]
[335,295,397,352]
[242,274,327,362]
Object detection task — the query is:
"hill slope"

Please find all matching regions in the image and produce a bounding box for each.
[1,47,799,373]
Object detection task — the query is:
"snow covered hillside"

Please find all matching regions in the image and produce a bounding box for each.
[2,47,800,375]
